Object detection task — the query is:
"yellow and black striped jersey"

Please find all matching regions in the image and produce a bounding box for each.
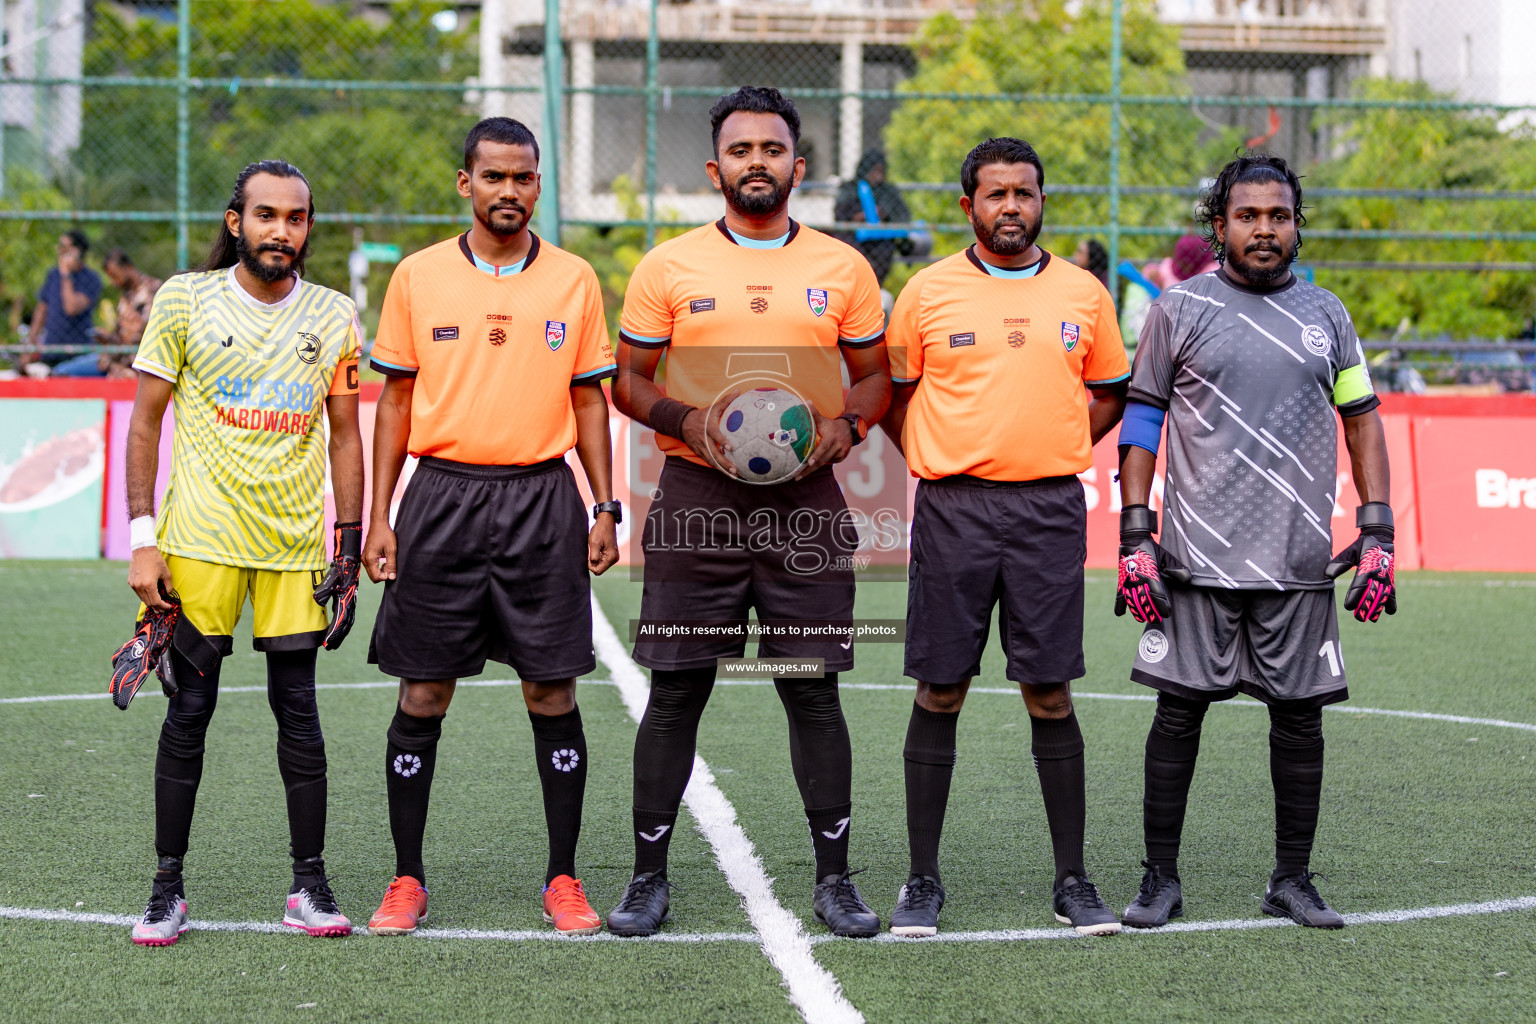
[134,268,361,571]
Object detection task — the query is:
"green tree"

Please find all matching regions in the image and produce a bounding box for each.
[1309,78,1536,339]
[883,0,1234,273]
[0,172,72,335]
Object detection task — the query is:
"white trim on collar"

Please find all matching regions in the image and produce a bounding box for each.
[226,265,304,310]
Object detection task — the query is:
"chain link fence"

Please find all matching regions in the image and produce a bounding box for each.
[4,0,1534,386]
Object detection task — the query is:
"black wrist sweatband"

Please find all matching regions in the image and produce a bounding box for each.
[1355,501,1394,540]
[649,398,698,440]
[1120,504,1157,538]
[335,521,362,559]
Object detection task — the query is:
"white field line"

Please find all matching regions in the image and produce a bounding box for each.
[11,679,1536,736]
[587,593,864,1024]
[6,894,1533,945]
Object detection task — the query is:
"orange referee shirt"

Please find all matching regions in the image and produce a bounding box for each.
[370,233,615,465]
[619,220,886,466]
[888,248,1129,482]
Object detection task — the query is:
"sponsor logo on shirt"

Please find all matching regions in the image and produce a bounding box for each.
[1007,330,1026,348]
[294,332,321,365]
[489,327,507,346]
[1061,322,1080,352]
[807,288,828,317]
[949,332,975,348]
[432,327,459,342]
[751,297,769,314]
[690,298,716,314]
[1302,324,1330,356]
[545,321,566,351]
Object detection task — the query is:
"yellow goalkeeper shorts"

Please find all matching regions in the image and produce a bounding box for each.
[137,554,329,653]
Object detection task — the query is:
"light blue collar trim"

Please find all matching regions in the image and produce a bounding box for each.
[728,228,790,249]
[979,259,1043,279]
[469,250,527,277]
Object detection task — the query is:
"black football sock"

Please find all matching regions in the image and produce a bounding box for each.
[1030,710,1087,887]
[631,667,715,877]
[385,706,443,885]
[529,704,588,885]
[277,736,329,868]
[1269,705,1325,882]
[1143,693,1209,878]
[775,675,853,879]
[153,648,218,861]
[903,701,959,882]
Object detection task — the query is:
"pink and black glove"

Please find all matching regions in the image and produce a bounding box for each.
[1115,505,1191,623]
[313,521,362,650]
[1325,502,1396,622]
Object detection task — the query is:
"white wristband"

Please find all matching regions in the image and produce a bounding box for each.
[129,516,158,551]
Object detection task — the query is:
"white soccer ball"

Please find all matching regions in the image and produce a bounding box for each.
[718,387,817,485]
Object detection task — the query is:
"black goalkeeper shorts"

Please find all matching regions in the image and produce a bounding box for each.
[368,456,596,681]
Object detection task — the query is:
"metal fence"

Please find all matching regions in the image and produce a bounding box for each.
[4,0,1535,363]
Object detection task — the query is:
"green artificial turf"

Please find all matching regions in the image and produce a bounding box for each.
[1,562,1533,1023]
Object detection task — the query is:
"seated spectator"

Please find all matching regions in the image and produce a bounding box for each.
[99,250,162,380]
[29,231,105,377]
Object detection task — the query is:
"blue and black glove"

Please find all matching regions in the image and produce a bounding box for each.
[1325,502,1396,622]
[1115,505,1191,623]
[313,521,362,650]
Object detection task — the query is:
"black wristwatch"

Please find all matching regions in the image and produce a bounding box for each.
[838,412,867,446]
[592,500,623,525]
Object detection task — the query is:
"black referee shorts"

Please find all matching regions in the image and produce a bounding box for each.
[633,456,857,672]
[904,475,1087,686]
[368,456,596,681]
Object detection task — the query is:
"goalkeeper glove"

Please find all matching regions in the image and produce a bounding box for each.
[1325,502,1396,622]
[313,520,362,650]
[1115,505,1191,623]
[110,583,180,710]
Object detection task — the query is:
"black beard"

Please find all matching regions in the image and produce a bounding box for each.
[482,203,528,237]
[1227,236,1299,286]
[236,233,298,284]
[722,170,792,218]
[975,215,1040,257]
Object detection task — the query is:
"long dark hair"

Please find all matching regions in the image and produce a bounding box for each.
[200,160,314,275]
[1199,153,1305,264]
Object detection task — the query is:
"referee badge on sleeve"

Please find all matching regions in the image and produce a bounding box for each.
[1061,322,1080,352]
[545,321,566,351]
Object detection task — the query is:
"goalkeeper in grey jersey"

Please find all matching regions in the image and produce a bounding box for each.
[1112,154,1396,930]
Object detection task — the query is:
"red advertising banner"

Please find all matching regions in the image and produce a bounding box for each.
[1413,415,1536,572]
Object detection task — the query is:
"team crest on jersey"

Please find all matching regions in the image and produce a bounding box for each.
[1060,322,1080,352]
[1302,324,1330,356]
[1139,629,1169,663]
[545,321,566,351]
[294,332,321,365]
[807,289,828,317]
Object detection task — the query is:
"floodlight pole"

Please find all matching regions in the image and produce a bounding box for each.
[1107,0,1123,306]
[175,0,190,268]
[541,0,563,244]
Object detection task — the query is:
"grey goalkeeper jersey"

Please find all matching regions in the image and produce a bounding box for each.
[1128,269,1379,590]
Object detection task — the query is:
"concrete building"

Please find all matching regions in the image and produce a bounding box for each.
[1,0,85,190]
[1383,0,1536,107]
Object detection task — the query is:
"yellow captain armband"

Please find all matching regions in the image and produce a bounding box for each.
[1332,363,1374,407]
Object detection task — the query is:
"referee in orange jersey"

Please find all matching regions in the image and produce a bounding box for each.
[361,118,619,936]
[880,138,1130,938]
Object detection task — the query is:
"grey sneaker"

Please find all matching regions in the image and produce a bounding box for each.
[813,871,880,938]
[1123,861,1183,929]
[889,875,946,937]
[283,878,353,937]
[1052,873,1122,936]
[131,880,189,946]
[606,872,672,937]
[1263,872,1345,929]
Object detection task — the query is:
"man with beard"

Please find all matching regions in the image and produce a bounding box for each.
[363,117,619,936]
[122,160,364,944]
[608,86,890,937]
[1114,154,1393,929]
[880,137,1130,938]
